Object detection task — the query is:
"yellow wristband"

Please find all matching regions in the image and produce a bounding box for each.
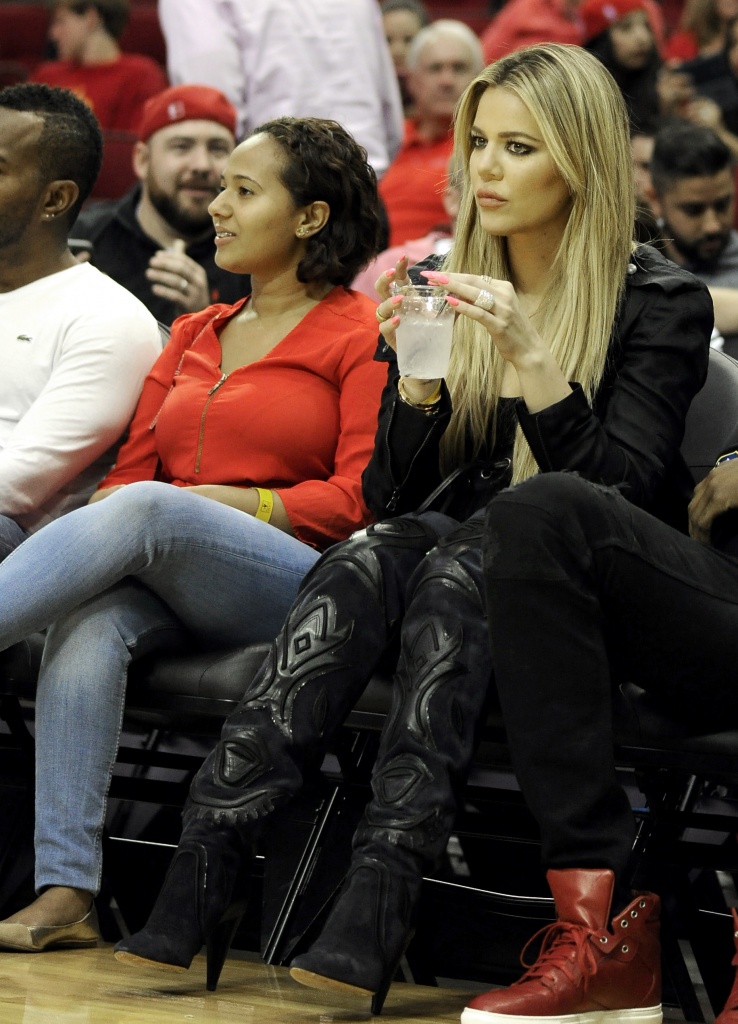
[254,487,274,523]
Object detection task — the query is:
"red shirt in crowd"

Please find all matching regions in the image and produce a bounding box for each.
[378,120,454,249]
[32,53,167,132]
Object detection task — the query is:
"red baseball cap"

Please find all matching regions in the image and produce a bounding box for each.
[138,84,237,142]
[580,0,649,42]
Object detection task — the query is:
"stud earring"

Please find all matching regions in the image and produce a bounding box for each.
[297,228,308,237]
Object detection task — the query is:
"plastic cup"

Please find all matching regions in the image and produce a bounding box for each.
[393,285,455,379]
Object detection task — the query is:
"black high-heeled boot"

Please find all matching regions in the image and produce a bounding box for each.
[114,817,250,990]
[290,518,492,1015]
[290,851,421,1015]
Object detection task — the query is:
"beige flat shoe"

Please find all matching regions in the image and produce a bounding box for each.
[0,905,99,952]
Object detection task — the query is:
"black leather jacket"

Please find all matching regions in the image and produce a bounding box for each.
[362,245,713,531]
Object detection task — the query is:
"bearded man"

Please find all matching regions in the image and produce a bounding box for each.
[72,84,249,323]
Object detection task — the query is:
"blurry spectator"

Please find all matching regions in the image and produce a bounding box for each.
[480,0,583,63]
[481,0,664,64]
[0,83,160,561]
[352,157,460,298]
[31,0,167,132]
[381,0,430,113]
[72,85,249,325]
[666,0,738,60]
[648,121,738,351]
[632,121,659,201]
[679,15,738,153]
[379,20,482,248]
[582,0,690,129]
[157,0,403,179]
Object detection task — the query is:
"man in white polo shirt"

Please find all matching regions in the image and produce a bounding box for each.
[0,82,161,560]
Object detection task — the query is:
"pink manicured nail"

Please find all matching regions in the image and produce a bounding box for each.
[421,271,449,284]
[384,268,395,277]
[446,295,459,306]
[391,294,403,304]
[391,315,400,325]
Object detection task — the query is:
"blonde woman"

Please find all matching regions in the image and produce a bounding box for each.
[116,44,712,1017]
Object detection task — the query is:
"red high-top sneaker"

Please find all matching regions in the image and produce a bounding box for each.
[461,868,662,1024]
[717,907,738,1024]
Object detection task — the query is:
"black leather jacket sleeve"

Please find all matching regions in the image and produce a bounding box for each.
[517,249,712,508]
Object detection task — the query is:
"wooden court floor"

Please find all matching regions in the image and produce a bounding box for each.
[0,945,474,1023]
[0,944,708,1023]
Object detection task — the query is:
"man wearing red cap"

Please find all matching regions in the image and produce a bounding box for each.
[72,84,250,325]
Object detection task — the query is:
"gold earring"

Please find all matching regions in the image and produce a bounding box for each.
[297,228,308,237]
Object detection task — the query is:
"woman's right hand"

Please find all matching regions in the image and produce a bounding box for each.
[373,255,411,353]
[374,256,443,403]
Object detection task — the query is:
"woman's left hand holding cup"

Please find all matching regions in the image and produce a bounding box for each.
[421,270,543,368]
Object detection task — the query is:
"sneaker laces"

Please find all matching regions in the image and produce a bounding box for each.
[517,920,601,992]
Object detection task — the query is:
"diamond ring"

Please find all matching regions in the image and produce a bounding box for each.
[474,288,495,312]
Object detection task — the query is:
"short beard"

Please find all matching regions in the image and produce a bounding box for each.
[663,220,730,270]
[148,188,214,238]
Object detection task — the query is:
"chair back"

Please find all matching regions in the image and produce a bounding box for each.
[680,348,738,483]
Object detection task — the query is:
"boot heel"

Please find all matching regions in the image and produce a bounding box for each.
[370,970,393,1015]
[205,908,245,991]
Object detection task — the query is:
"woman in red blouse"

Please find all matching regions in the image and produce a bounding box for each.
[0,118,386,949]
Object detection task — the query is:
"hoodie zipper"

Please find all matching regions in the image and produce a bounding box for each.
[195,373,228,473]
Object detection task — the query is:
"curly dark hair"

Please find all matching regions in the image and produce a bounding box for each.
[250,117,383,287]
[0,82,103,223]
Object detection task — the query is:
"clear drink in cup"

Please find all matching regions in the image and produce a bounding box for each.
[393,285,455,379]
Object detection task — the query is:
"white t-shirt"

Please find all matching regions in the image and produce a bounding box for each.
[158,0,404,178]
[0,262,161,532]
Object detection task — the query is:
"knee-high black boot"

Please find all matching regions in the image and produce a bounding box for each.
[290,516,492,1015]
[188,515,451,824]
[115,515,452,989]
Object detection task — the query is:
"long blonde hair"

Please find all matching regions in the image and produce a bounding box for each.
[441,43,635,483]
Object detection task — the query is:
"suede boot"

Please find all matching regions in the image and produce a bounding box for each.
[114,817,250,990]
[290,851,420,1015]
[461,868,662,1024]
[716,907,738,1024]
[291,518,492,1015]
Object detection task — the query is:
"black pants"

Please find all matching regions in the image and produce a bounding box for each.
[483,472,738,886]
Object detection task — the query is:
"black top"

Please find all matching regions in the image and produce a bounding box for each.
[362,245,714,531]
[72,185,251,326]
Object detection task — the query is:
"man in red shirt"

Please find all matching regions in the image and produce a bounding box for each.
[31,0,167,133]
[379,19,483,248]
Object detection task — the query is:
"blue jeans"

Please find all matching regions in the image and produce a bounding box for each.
[0,482,320,894]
